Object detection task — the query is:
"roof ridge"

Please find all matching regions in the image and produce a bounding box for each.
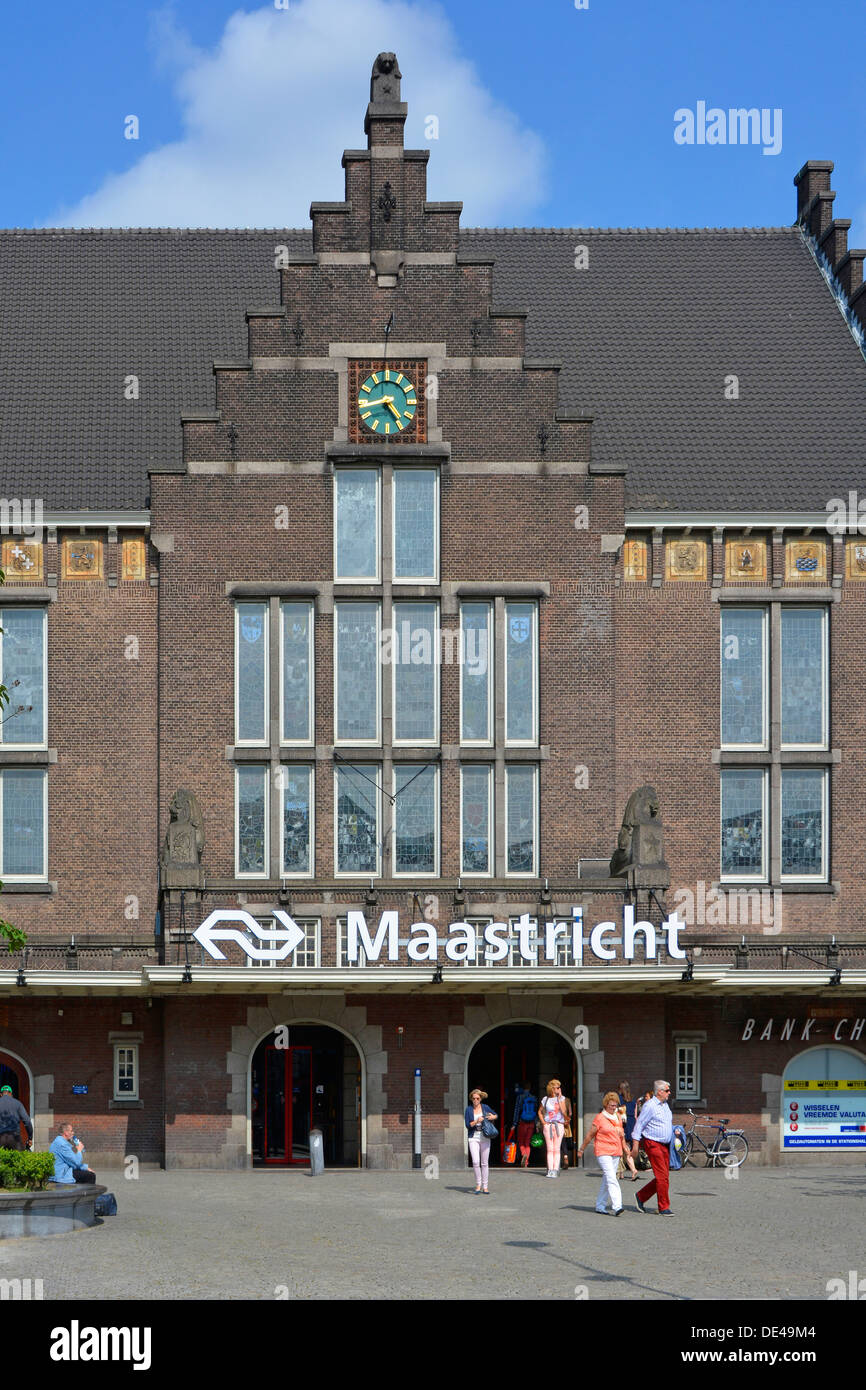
[460,225,798,235]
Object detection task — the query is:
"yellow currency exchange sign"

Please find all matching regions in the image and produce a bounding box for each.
[784,1080,866,1091]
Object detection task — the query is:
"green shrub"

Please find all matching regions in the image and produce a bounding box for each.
[0,1150,55,1191]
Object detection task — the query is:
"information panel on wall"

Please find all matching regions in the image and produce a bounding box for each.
[783,1079,866,1149]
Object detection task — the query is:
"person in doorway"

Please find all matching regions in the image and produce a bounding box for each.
[578,1091,633,1215]
[631,1079,673,1215]
[465,1088,497,1195]
[49,1122,96,1184]
[538,1079,567,1177]
[617,1080,640,1181]
[560,1087,575,1170]
[0,1085,32,1151]
[512,1082,538,1168]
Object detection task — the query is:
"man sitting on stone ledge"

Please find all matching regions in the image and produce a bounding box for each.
[49,1122,96,1185]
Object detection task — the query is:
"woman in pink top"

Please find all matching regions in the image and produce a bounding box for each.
[538,1078,567,1177]
[577,1090,636,1215]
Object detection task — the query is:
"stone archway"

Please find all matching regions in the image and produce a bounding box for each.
[0,1048,52,1147]
[226,994,388,1168]
[442,998,602,1168]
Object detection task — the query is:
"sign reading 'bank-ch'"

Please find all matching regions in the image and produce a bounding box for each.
[192,906,687,965]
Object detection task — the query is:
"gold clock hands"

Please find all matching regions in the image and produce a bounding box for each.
[364,394,394,408]
[385,399,401,422]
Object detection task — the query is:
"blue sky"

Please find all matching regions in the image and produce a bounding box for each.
[1,0,864,238]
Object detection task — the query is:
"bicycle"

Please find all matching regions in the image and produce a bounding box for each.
[681,1109,749,1169]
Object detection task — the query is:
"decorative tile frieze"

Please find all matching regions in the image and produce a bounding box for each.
[665,538,707,581]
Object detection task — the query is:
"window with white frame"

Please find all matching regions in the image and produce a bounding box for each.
[281,765,314,877]
[461,917,494,967]
[392,602,438,744]
[0,767,47,880]
[393,468,438,581]
[235,602,268,745]
[235,765,268,878]
[336,916,368,967]
[246,918,320,968]
[113,1044,139,1100]
[334,602,380,744]
[392,763,438,876]
[334,468,380,581]
[505,765,538,876]
[675,1043,701,1101]
[0,607,47,747]
[504,602,538,745]
[460,765,493,876]
[335,763,381,876]
[459,603,492,745]
[720,605,829,882]
[280,602,314,744]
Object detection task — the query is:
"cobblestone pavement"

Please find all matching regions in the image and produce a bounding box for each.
[0,1162,862,1301]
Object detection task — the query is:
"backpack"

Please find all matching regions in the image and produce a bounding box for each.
[520,1094,537,1122]
[94,1192,117,1217]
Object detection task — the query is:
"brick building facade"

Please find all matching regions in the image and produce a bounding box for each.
[1,54,865,1170]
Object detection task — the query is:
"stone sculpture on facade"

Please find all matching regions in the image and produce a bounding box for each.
[609,785,670,888]
[160,789,205,891]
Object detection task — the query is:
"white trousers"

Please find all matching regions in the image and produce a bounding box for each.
[595,1153,623,1212]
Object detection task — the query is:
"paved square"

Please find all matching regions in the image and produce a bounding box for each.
[0,1163,861,1301]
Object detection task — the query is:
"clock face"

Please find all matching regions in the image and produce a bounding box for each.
[357,368,418,435]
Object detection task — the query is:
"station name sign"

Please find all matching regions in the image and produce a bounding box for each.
[192,906,688,965]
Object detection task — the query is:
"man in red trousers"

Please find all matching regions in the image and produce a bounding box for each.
[631,1079,674,1216]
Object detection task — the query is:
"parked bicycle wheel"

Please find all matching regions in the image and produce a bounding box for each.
[714,1133,749,1168]
[680,1132,695,1165]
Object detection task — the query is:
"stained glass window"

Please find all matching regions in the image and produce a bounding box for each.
[236,765,267,876]
[393,764,438,875]
[335,469,378,580]
[0,608,45,746]
[461,765,492,874]
[781,608,826,746]
[505,765,537,875]
[281,602,313,743]
[335,602,380,743]
[460,603,492,743]
[282,766,312,875]
[235,603,268,744]
[505,603,537,744]
[720,769,765,879]
[393,469,437,580]
[781,768,825,877]
[720,608,765,746]
[335,764,380,875]
[393,602,438,743]
[0,768,45,877]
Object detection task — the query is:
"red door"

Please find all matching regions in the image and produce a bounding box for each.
[0,1054,30,1147]
[262,1046,312,1165]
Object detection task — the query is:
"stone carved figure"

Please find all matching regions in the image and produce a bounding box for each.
[161,789,204,868]
[609,785,667,878]
[370,52,402,104]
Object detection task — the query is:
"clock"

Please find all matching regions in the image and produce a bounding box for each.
[357,367,418,436]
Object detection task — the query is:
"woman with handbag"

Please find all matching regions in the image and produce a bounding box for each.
[538,1078,567,1177]
[465,1088,498,1194]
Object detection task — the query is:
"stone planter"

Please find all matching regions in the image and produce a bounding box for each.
[0,1185,107,1238]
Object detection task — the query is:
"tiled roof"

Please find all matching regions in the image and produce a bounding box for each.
[1,224,864,513]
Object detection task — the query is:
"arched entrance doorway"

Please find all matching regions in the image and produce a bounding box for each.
[251,1025,362,1167]
[0,1050,32,1149]
[466,1022,580,1167]
[781,1045,866,1152]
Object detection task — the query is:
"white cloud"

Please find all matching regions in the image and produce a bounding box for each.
[45,0,548,228]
